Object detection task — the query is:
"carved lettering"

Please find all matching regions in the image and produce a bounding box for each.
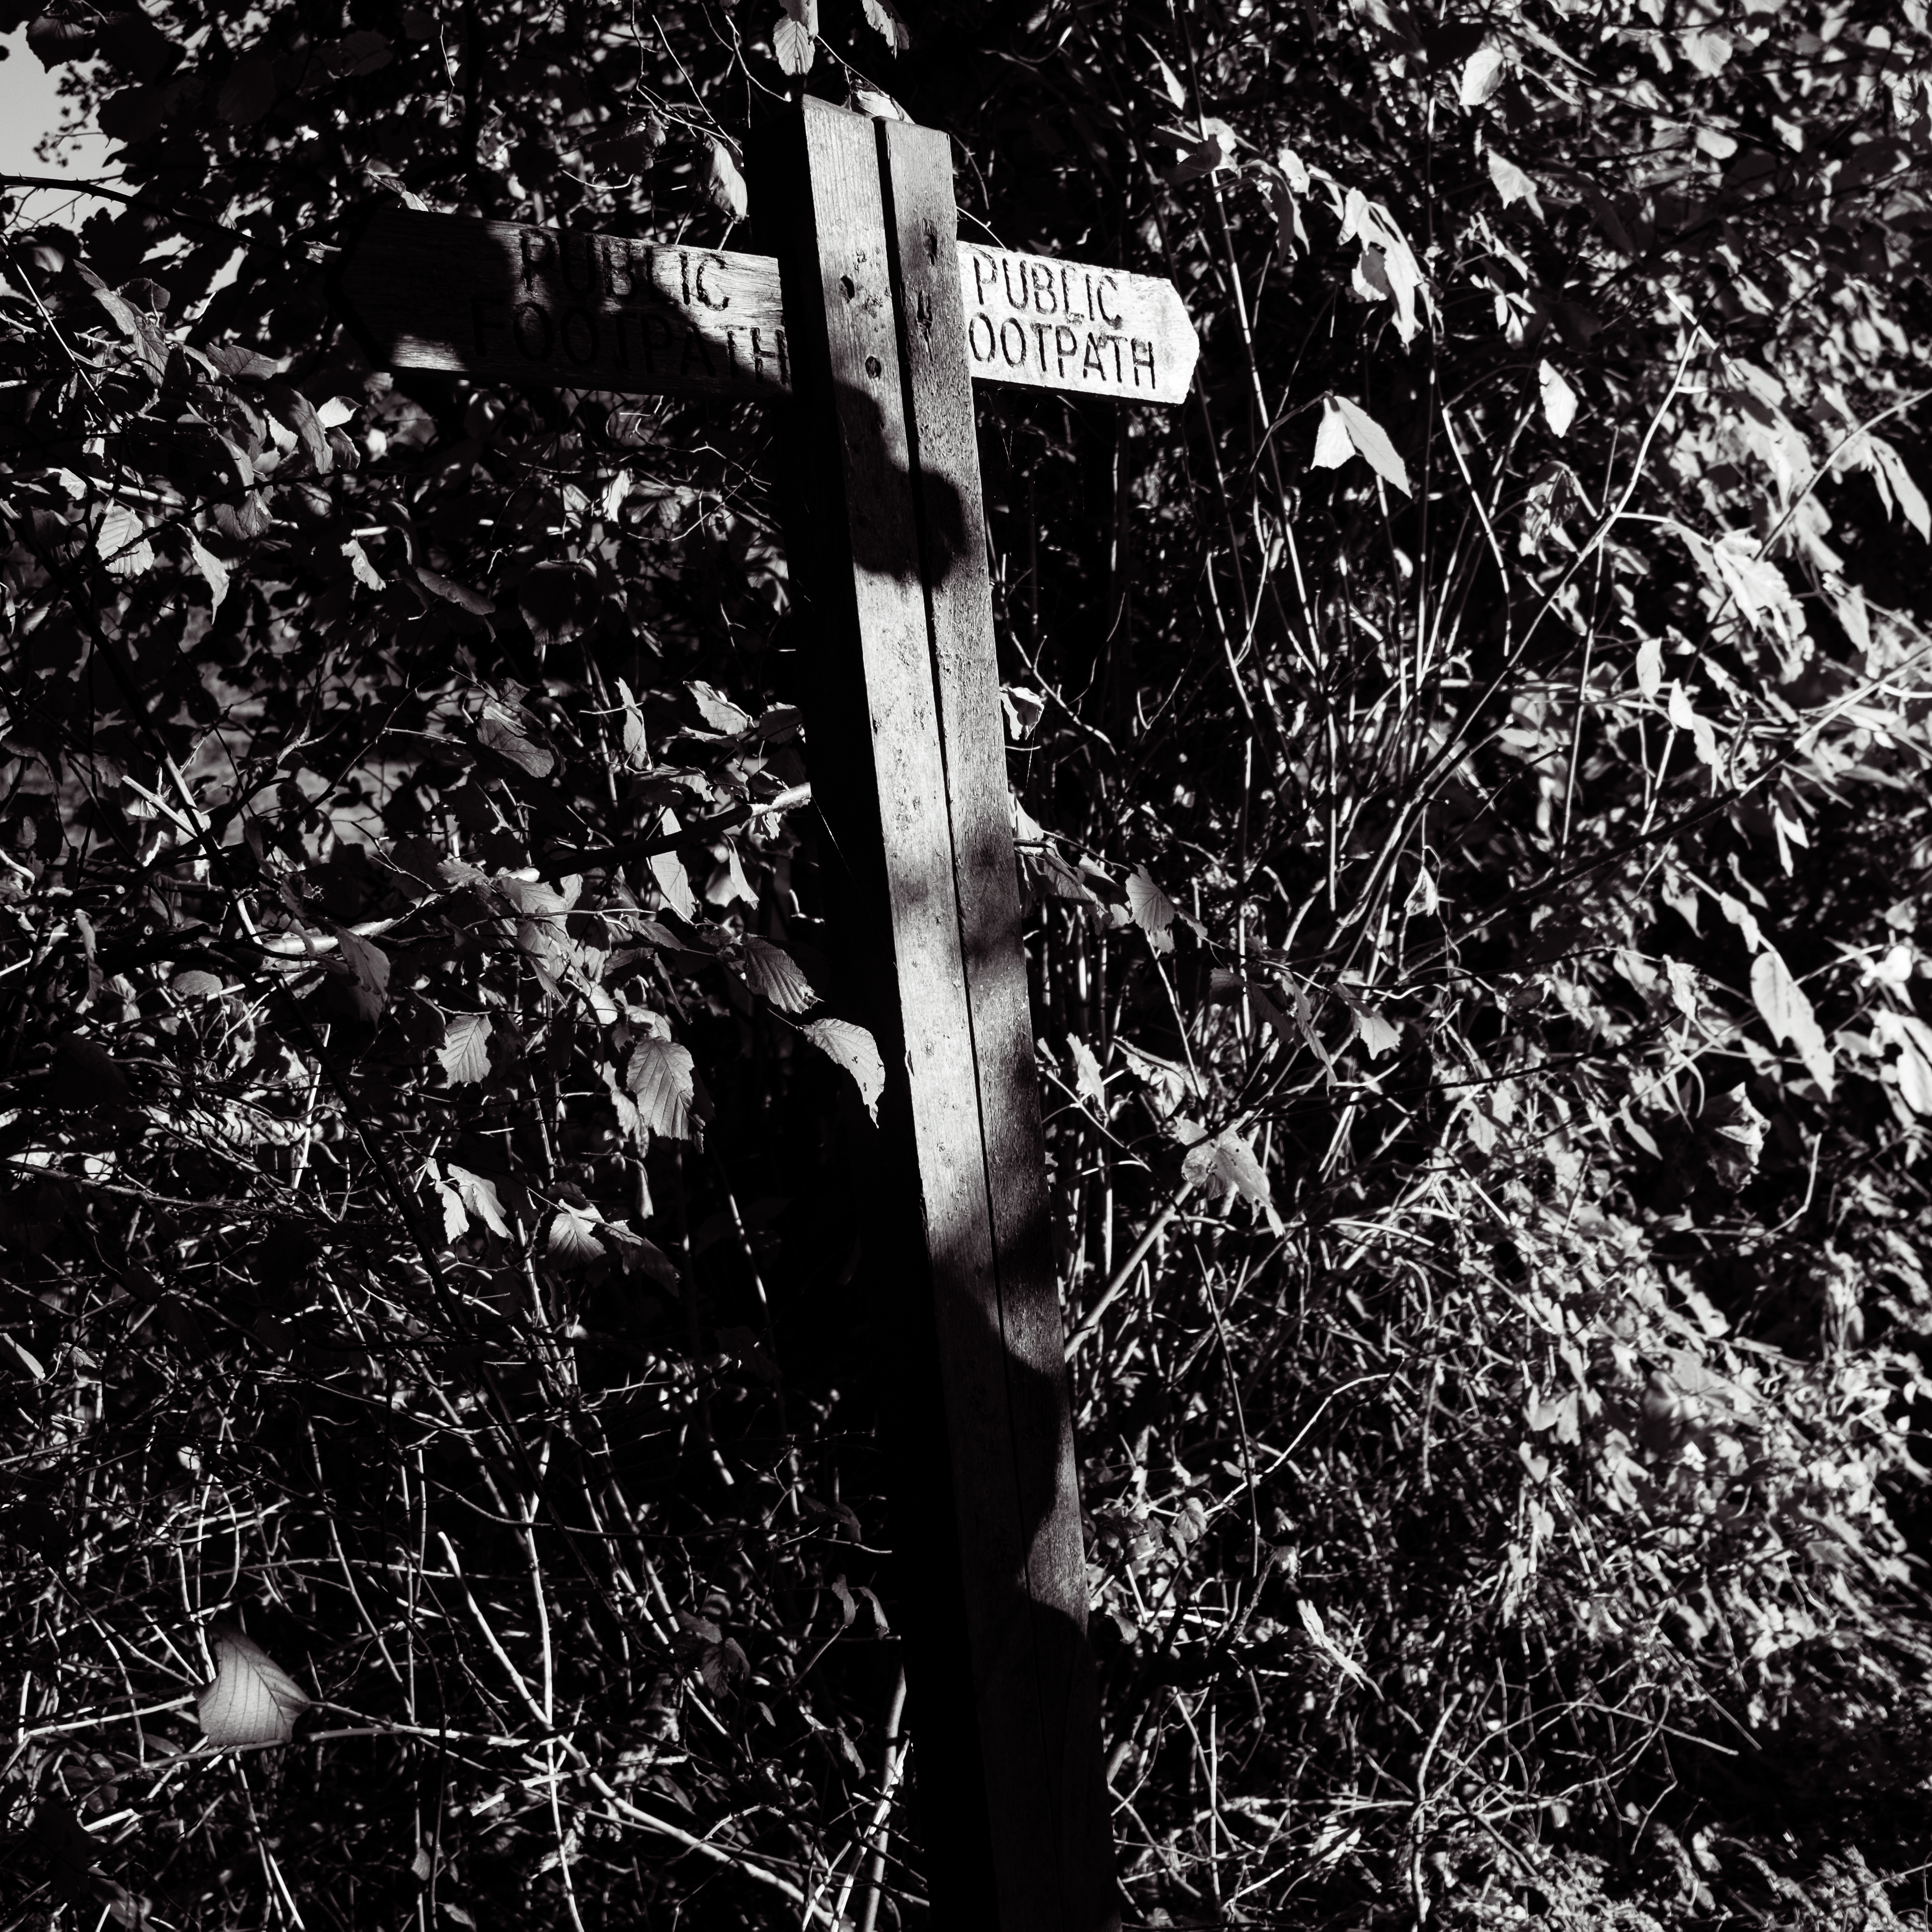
[999,318,1026,366]
[1080,333,1109,380]
[1054,324,1078,377]
[1096,275,1123,330]
[561,307,599,366]
[1030,261,1057,314]
[678,326,715,380]
[600,239,640,300]
[642,312,674,374]
[694,255,728,309]
[973,252,997,307]
[513,301,553,360]
[968,312,997,363]
[518,231,554,289]
[559,231,597,297]
[1059,264,1084,321]
[1001,258,1030,311]
[1031,320,1052,371]
[1131,338,1155,387]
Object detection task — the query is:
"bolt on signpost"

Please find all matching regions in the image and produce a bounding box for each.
[337,95,1196,1932]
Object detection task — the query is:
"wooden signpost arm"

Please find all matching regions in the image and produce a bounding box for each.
[752,99,1120,1932]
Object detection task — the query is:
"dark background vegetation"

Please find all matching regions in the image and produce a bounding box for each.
[5,0,1932,1925]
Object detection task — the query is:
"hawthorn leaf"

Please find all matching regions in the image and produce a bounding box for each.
[1750,947,1834,1096]
[438,1011,493,1085]
[1871,440,1930,542]
[628,1036,696,1141]
[416,566,494,614]
[740,937,816,1014]
[198,1624,310,1747]
[802,1018,885,1122]
[1875,1011,1932,1114]
[1539,361,1578,437]
[1460,44,1505,105]
[1487,150,1543,218]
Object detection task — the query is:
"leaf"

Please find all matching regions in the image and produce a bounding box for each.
[1459,44,1505,105]
[416,566,495,615]
[198,1624,310,1747]
[688,680,752,735]
[1312,398,1354,471]
[1750,948,1835,1097]
[476,700,555,777]
[706,140,748,220]
[547,1205,603,1266]
[1871,440,1930,542]
[1126,866,1177,953]
[444,1163,512,1237]
[184,529,230,609]
[1333,396,1411,495]
[773,15,814,72]
[333,929,391,1023]
[628,1036,696,1141]
[1635,636,1663,698]
[1539,361,1578,437]
[96,502,154,578]
[218,52,280,124]
[1354,1009,1401,1058]
[51,1032,130,1110]
[740,937,816,1013]
[1268,173,1308,263]
[28,12,98,65]
[438,1012,493,1085]
[1487,150,1542,218]
[1681,27,1732,73]
[518,559,598,652]
[1068,1034,1107,1110]
[615,676,650,767]
[649,847,696,920]
[802,1018,885,1122]
[1875,1011,1932,1115]
[860,0,910,49]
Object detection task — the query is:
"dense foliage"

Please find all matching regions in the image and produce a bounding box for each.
[5,0,1932,1924]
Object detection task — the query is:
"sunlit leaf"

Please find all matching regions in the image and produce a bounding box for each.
[1751,947,1835,1097]
[438,1011,493,1085]
[198,1624,310,1747]
[628,1035,696,1140]
[802,1018,884,1122]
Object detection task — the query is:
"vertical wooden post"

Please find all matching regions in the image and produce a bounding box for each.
[751,99,1119,1932]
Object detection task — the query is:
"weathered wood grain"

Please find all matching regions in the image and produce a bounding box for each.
[335,206,791,398]
[880,116,1121,1932]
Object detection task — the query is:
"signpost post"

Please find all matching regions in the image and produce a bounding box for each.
[337,98,1197,1932]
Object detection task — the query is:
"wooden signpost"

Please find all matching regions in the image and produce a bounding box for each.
[338,98,1198,1932]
